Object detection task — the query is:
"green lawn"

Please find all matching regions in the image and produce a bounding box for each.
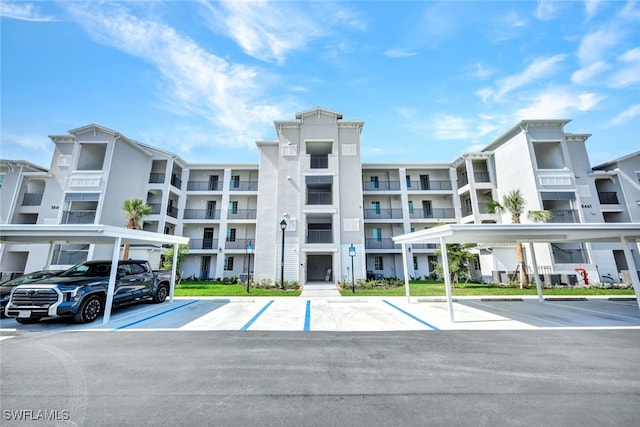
[174,282,301,297]
[174,280,634,298]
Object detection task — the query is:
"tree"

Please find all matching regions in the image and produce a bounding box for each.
[161,244,190,277]
[432,243,476,286]
[122,198,153,260]
[486,189,552,287]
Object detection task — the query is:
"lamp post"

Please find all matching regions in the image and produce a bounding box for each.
[279,219,287,290]
[349,243,356,293]
[245,241,253,293]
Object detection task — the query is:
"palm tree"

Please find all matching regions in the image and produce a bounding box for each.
[486,189,551,287]
[122,198,153,260]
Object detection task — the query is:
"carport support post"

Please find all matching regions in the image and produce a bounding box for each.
[528,242,544,302]
[620,236,640,311]
[170,243,178,304]
[401,243,411,302]
[103,236,121,325]
[440,237,455,322]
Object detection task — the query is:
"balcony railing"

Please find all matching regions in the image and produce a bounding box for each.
[552,247,589,264]
[411,243,438,249]
[21,193,43,206]
[149,173,165,184]
[229,181,258,191]
[224,238,256,249]
[598,192,620,204]
[227,209,257,220]
[148,203,162,214]
[458,172,491,187]
[183,209,221,220]
[170,174,182,189]
[51,248,88,265]
[365,238,398,249]
[310,155,328,169]
[549,209,579,223]
[166,205,179,218]
[406,180,452,191]
[364,208,403,219]
[61,210,96,224]
[362,181,401,191]
[189,238,220,250]
[306,230,333,244]
[409,208,456,219]
[307,192,332,205]
[186,180,223,191]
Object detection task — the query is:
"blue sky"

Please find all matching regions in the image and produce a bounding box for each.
[1,1,638,169]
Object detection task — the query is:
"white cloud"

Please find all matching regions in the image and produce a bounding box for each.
[584,0,601,20]
[535,0,558,20]
[605,104,640,127]
[481,55,567,102]
[517,88,602,119]
[576,29,620,66]
[0,2,52,21]
[571,61,610,85]
[384,49,417,58]
[63,2,284,150]
[608,47,640,88]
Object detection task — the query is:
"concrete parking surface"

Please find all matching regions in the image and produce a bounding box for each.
[1,295,639,332]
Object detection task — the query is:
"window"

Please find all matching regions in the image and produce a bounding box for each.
[372,228,382,241]
[226,228,236,242]
[224,256,234,271]
[636,172,640,184]
[231,175,240,188]
[370,176,379,189]
[422,200,432,218]
[408,201,414,214]
[208,175,219,190]
[371,201,380,214]
[406,175,411,188]
[0,174,3,189]
[374,256,383,271]
[229,201,238,214]
[413,256,418,271]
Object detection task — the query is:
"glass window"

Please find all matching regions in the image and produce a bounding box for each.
[229,201,238,214]
[226,228,236,242]
[408,201,414,214]
[406,175,411,188]
[371,201,380,214]
[374,256,383,271]
[372,228,382,241]
[224,256,234,271]
[370,176,379,189]
[231,175,240,188]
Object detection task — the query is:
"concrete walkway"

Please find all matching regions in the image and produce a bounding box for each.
[299,281,341,297]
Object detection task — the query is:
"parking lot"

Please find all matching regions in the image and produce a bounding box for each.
[2,295,639,333]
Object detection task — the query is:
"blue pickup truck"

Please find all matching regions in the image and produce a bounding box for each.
[4,260,172,324]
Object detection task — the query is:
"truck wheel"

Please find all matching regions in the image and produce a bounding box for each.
[15,318,39,324]
[74,295,103,323]
[153,284,169,303]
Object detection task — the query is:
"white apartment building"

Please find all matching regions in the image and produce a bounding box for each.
[1,108,639,285]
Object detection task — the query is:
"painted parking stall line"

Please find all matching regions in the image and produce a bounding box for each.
[382,300,440,330]
[304,300,311,331]
[115,300,199,330]
[240,300,274,331]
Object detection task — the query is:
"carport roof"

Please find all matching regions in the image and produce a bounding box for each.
[392,223,640,245]
[0,224,189,246]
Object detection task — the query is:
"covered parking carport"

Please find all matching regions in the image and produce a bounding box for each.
[393,223,640,321]
[0,224,189,324]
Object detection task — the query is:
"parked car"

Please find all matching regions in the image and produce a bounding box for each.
[0,270,63,317]
[4,260,172,324]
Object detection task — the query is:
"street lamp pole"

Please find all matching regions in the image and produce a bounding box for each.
[279,219,287,290]
[349,243,356,293]
[246,241,253,293]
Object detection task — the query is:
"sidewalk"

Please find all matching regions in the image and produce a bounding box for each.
[299,281,341,297]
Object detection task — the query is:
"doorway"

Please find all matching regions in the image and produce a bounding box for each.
[306,254,333,281]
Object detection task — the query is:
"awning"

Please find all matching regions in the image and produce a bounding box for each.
[392,223,640,321]
[0,224,189,324]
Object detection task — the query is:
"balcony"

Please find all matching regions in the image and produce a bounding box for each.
[310,155,328,169]
[229,181,258,191]
[362,181,401,191]
[224,238,256,249]
[307,191,332,205]
[598,192,620,204]
[407,180,452,191]
[552,246,589,264]
[61,210,96,224]
[189,238,220,250]
[183,209,221,220]
[549,209,579,223]
[306,230,333,244]
[148,203,162,214]
[149,173,165,184]
[365,238,398,249]
[166,206,178,218]
[458,172,491,187]
[186,180,223,191]
[411,243,438,250]
[21,193,43,206]
[227,209,257,220]
[364,208,403,219]
[170,175,182,189]
[409,208,456,219]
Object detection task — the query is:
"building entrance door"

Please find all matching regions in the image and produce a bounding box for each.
[306,254,333,281]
